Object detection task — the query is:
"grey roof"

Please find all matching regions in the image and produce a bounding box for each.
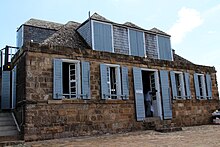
[24,18,63,30]
[41,21,90,49]
[173,53,193,64]
[90,13,112,23]
[123,22,144,30]
[150,28,170,36]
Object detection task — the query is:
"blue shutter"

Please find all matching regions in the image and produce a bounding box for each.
[160,70,172,119]
[100,64,109,99]
[53,59,63,99]
[121,66,129,99]
[137,31,145,57]
[194,73,200,99]
[206,74,212,99]
[158,36,172,61]
[129,30,145,57]
[81,62,90,99]
[129,30,138,56]
[184,72,191,99]
[133,67,145,121]
[93,21,113,52]
[170,71,177,99]
[12,66,17,109]
[1,71,11,109]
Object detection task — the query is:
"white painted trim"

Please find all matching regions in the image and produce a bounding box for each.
[143,32,147,58]
[111,24,114,53]
[105,63,120,68]
[92,20,114,52]
[156,35,160,59]
[91,20,95,50]
[61,59,80,64]
[77,62,81,97]
[127,29,131,55]
[140,68,162,120]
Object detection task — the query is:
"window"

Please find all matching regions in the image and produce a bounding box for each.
[53,59,90,99]
[100,64,129,100]
[170,71,191,99]
[194,73,212,99]
[62,62,79,98]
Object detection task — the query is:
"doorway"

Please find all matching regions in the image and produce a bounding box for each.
[141,69,162,119]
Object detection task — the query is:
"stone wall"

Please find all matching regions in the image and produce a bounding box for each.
[14,43,219,141]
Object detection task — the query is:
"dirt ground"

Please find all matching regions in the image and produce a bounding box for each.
[15,125,220,147]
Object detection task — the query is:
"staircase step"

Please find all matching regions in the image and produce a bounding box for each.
[0,130,18,137]
[0,121,15,126]
[0,113,11,117]
[0,126,17,131]
[0,116,13,121]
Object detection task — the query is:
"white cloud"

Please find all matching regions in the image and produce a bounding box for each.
[168,7,203,45]
[203,4,220,17]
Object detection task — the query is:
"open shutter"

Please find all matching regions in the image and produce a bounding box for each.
[1,71,11,109]
[194,73,200,99]
[12,66,17,109]
[100,64,109,99]
[81,62,90,99]
[170,71,177,99]
[184,72,191,99]
[53,59,63,99]
[133,67,145,121]
[160,70,172,119]
[206,74,212,99]
[121,66,129,99]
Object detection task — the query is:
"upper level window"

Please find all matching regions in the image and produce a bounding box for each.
[100,64,129,100]
[53,59,90,100]
[170,71,191,99]
[92,21,113,52]
[129,29,145,57]
[157,35,173,61]
[194,73,212,99]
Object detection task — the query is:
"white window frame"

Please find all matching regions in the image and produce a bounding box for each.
[105,64,121,99]
[61,59,81,98]
[173,71,186,99]
[197,73,207,99]
[91,20,114,52]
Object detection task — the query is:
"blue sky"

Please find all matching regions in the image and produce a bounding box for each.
[1,0,220,92]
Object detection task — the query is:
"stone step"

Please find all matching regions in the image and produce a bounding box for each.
[0,126,17,131]
[0,130,18,137]
[0,120,15,126]
[0,113,11,117]
[155,126,182,133]
[0,116,13,121]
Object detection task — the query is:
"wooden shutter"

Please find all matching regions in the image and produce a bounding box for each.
[53,59,63,99]
[12,66,17,109]
[206,74,212,99]
[170,71,177,99]
[184,72,191,99]
[160,70,172,119]
[93,21,113,52]
[1,71,11,109]
[81,62,90,99]
[129,29,145,57]
[100,64,109,99]
[158,36,172,61]
[133,67,145,121]
[121,66,129,99]
[194,73,200,99]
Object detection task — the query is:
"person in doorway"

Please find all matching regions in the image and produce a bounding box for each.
[144,91,152,117]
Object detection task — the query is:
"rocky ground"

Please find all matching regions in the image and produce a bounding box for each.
[12,125,220,147]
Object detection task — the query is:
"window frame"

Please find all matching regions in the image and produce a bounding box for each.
[196,73,207,99]
[61,59,81,99]
[105,64,121,99]
[171,71,186,99]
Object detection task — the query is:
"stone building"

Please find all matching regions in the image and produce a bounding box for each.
[0,13,219,141]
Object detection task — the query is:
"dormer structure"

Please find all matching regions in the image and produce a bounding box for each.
[77,13,173,60]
